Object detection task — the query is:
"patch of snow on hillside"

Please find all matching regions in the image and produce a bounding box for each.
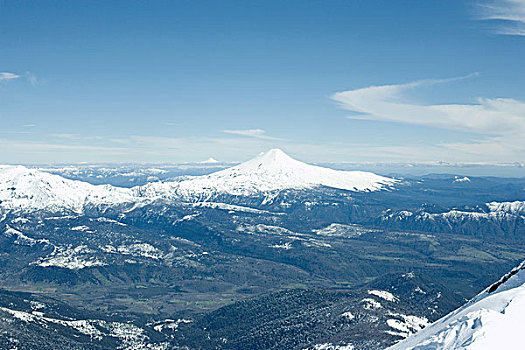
[307,343,354,350]
[52,319,104,340]
[35,245,106,270]
[0,306,103,339]
[71,225,90,231]
[30,301,45,310]
[341,311,355,320]
[402,272,415,278]
[4,225,50,246]
[237,224,296,236]
[12,217,29,223]
[362,298,382,310]
[368,290,399,302]
[453,176,471,183]
[386,313,429,338]
[151,318,192,333]
[104,321,171,349]
[269,242,292,250]
[175,213,200,223]
[414,286,426,294]
[303,239,332,248]
[95,217,127,226]
[1,307,36,322]
[313,223,370,238]
[188,202,275,214]
[0,306,170,349]
[117,243,164,260]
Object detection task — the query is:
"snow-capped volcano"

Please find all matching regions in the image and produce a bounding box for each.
[388,260,525,350]
[0,165,136,213]
[140,149,397,198]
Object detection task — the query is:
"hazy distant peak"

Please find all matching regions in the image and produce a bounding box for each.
[200,157,220,164]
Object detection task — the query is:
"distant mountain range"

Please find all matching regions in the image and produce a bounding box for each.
[0,150,524,349]
[2,150,523,244]
[1,149,397,213]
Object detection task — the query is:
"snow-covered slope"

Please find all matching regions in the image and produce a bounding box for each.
[388,260,525,350]
[487,201,525,216]
[0,165,136,213]
[139,149,397,198]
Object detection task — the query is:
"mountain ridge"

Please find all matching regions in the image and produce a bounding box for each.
[0,165,136,213]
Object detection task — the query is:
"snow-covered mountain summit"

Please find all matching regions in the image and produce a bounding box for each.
[388,259,525,350]
[140,149,397,198]
[0,165,136,213]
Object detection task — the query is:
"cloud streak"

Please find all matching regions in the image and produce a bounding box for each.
[24,72,39,86]
[477,0,525,35]
[331,75,525,159]
[0,72,20,81]
[1,129,522,164]
[222,129,281,140]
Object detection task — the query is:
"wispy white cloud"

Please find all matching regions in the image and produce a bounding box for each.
[331,75,525,159]
[52,133,82,139]
[24,72,39,86]
[0,138,132,155]
[0,72,20,81]
[161,121,180,126]
[222,129,281,140]
[477,0,525,35]
[0,72,40,85]
[1,130,522,164]
[52,134,104,141]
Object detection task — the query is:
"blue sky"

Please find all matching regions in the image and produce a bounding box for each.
[1,0,525,164]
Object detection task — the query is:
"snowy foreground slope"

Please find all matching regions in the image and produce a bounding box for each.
[388,260,525,350]
[138,148,397,198]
